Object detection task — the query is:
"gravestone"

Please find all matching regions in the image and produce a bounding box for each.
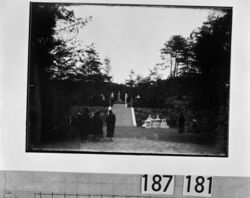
[160,119,170,129]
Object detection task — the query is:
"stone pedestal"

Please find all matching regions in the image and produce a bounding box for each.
[160,119,169,129]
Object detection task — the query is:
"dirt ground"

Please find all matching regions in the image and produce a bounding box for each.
[38,126,226,156]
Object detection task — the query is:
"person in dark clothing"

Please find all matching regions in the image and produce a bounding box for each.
[67,112,80,139]
[178,112,185,133]
[74,111,83,138]
[78,108,91,142]
[92,111,103,141]
[106,110,116,141]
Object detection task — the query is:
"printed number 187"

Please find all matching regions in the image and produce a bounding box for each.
[141,174,174,195]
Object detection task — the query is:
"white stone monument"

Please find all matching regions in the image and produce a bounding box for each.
[142,119,152,128]
[125,93,128,107]
[160,119,170,129]
[152,120,159,128]
[154,115,161,128]
[142,114,153,128]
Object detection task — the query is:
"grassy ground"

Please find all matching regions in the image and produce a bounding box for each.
[37,126,226,156]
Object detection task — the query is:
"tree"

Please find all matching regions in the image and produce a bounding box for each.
[102,57,112,82]
[135,74,143,85]
[31,4,91,80]
[161,35,188,78]
[193,10,231,84]
[125,70,136,87]
[47,9,113,84]
[77,44,107,82]
[161,40,174,78]
[177,37,199,76]
[47,7,94,81]
[192,10,232,107]
[148,64,163,82]
[28,3,93,146]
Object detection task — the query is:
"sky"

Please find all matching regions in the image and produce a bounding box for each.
[69,4,220,83]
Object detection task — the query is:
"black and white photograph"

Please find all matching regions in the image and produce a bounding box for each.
[26,2,232,156]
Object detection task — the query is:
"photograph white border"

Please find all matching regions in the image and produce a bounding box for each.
[0,0,250,177]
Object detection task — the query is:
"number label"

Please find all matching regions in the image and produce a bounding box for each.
[141,174,175,195]
[183,175,213,197]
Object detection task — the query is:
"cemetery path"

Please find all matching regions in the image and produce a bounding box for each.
[38,126,225,156]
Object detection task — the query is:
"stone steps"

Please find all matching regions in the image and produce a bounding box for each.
[112,104,133,127]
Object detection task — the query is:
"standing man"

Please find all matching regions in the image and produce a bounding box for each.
[178,112,185,133]
[92,111,104,141]
[106,110,116,141]
[79,108,91,142]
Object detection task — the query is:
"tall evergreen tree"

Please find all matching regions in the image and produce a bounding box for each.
[28,3,93,145]
[102,57,113,82]
[161,35,188,77]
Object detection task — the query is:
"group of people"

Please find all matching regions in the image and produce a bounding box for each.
[69,109,116,142]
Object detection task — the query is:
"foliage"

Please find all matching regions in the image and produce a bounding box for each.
[148,64,163,81]
[47,8,112,82]
[124,9,232,138]
[125,70,136,87]
[132,9,232,107]
[191,10,232,108]
[102,57,113,82]
[29,3,112,142]
[193,10,232,85]
[29,3,81,144]
[161,35,189,77]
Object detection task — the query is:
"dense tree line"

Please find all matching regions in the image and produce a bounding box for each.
[124,9,231,140]
[28,3,112,146]
[125,9,232,110]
